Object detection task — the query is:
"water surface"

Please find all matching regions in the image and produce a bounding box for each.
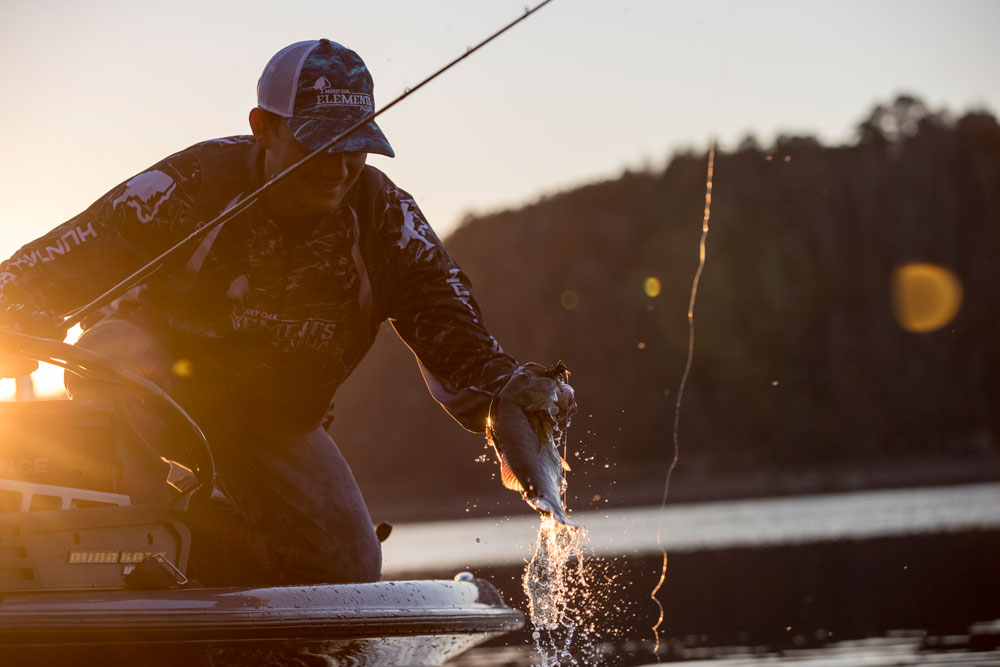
[383,482,1000,576]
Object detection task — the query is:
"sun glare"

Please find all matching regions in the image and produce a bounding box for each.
[0,325,84,402]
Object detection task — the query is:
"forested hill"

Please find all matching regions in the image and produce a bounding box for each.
[330,97,1000,522]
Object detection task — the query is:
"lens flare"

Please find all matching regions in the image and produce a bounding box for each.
[891,263,963,333]
[561,290,580,310]
[644,277,662,298]
[172,359,194,378]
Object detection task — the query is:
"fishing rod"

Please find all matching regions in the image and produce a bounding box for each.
[58,0,557,335]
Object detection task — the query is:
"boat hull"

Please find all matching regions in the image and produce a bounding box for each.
[0,578,524,666]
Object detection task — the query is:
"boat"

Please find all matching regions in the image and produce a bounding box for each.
[0,331,523,665]
[0,577,523,666]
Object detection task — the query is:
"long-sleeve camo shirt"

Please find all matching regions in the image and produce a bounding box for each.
[0,136,517,431]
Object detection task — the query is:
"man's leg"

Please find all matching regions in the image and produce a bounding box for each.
[67,316,381,585]
[205,424,382,584]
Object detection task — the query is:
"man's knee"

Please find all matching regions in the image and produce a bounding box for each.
[192,516,382,586]
[336,525,382,583]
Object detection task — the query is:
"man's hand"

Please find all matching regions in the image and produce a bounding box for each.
[517,361,577,428]
[0,302,64,378]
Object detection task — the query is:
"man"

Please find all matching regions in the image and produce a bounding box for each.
[0,39,532,585]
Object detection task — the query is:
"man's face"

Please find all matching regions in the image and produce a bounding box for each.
[251,108,367,217]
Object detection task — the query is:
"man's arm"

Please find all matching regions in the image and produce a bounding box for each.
[371,178,518,433]
[0,150,202,322]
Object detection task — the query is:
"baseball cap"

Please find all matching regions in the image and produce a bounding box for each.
[257,39,394,158]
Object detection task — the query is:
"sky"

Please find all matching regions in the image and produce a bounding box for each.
[0,0,998,396]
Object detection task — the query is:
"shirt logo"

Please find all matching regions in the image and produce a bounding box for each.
[312,77,373,111]
[231,308,338,350]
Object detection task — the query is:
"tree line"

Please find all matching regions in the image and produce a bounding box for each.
[330,96,1000,521]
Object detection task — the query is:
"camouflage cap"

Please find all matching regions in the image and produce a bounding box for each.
[257,39,394,158]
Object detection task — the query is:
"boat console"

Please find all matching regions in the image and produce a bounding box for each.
[0,399,192,592]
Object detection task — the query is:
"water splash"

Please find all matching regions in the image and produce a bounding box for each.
[521,514,633,665]
[523,516,598,666]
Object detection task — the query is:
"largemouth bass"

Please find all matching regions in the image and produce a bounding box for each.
[487,361,577,526]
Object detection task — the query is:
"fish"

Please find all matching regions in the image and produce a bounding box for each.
[487,361,577,526]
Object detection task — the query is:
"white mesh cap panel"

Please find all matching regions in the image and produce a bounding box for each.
[257,40,318,117]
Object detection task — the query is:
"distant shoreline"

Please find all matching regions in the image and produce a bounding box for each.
[366,452,1000,524]
[381,481,1000,576]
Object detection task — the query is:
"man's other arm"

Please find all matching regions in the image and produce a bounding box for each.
[373,180,517,433]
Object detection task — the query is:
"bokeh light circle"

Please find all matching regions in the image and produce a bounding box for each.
[644,277,662,298]
[172,358,194,378]
[891,262,963,333]
[560,289,580,310]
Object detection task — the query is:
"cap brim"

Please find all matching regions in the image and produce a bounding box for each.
[287,117,395,158]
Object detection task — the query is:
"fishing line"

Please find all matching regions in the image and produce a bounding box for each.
[649,142,715,656]
[60,0,558,333]
[649,1,731,658]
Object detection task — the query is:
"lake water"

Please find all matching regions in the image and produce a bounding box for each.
[382,482,1000,576]
[380,483,1000,665]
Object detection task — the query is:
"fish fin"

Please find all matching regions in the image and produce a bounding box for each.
[561,456,571,472]
[533,497,579,528]
[499,454,525,493]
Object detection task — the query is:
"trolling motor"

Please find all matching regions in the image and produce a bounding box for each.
[0,331,214,592]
